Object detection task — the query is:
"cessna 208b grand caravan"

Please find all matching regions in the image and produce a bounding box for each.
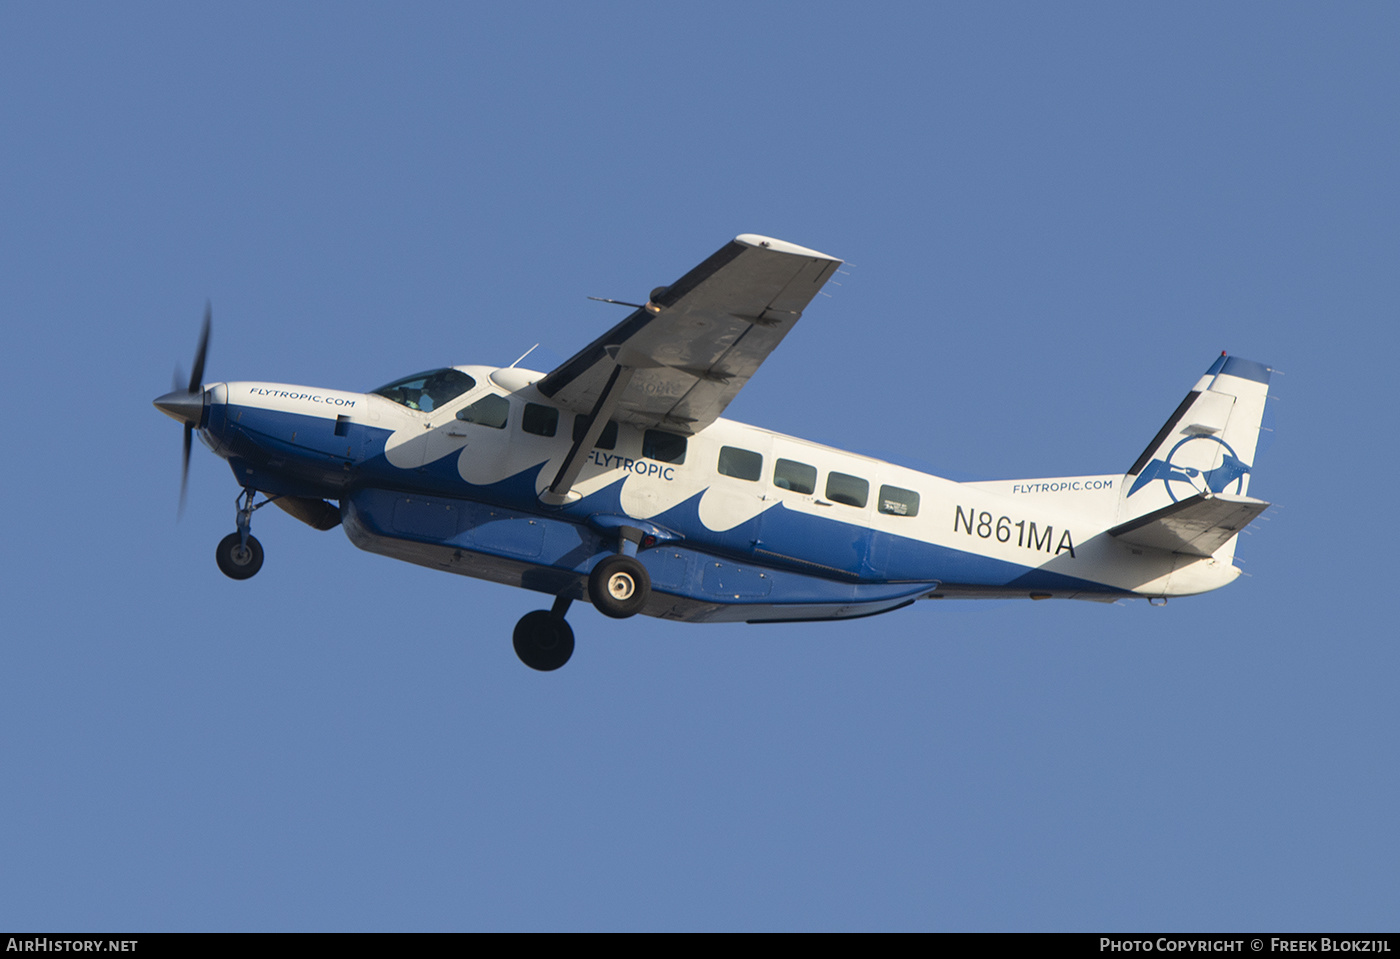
[154,234,1272,670]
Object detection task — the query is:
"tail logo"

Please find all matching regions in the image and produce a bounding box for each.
[1128,435,1251,502]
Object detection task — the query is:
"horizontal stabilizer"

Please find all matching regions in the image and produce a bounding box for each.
[1108,492,1269,557]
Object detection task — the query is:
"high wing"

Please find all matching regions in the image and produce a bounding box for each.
[537,234,842,434]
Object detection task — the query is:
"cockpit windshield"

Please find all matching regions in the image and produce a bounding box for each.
[372,368,477,412]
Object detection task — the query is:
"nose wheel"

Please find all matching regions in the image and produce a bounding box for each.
[215,488,271,581]
[216,532,264,579]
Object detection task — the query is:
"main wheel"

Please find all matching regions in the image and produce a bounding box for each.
[513,610,575,671]
[216,532,264,580]
[588,554,650,619]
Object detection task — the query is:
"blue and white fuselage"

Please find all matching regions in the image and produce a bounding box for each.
[197,357,1265,621]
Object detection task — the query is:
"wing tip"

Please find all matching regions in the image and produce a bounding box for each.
[734,234,841,262]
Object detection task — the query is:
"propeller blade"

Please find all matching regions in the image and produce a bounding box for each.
[160,304,212,518]
[180,424,192,518]
[188,303,211,392]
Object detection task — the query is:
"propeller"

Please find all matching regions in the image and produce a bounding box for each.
[153,303,212,516]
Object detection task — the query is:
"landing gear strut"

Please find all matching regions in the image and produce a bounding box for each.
[215,488,269,580]
[513,596,575,671]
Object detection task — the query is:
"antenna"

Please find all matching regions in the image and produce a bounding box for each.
[508,344,540,369]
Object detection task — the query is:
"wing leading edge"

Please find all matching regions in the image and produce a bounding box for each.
[537,234,842,434]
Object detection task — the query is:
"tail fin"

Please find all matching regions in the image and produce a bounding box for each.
[1120,353,1272,527]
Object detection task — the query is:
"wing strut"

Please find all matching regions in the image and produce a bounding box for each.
[539,360,636,506]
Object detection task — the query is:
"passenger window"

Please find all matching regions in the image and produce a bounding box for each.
[878,485,920,517]
[773,459,817,495]
[717,446,762,481]
[643,430,687,465]
[826,472,869,508]
[455,394,510,429]
[572,415,618,450]
[522,403,558,437]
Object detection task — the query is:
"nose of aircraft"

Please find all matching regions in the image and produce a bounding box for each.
[153,388,205,426]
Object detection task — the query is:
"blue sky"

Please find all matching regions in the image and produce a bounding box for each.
[2,2,1396,931]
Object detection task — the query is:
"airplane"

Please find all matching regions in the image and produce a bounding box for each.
[154,234,1273,671]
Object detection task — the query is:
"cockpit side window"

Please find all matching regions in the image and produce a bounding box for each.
[372,369,476,412]
[456,393,510,429]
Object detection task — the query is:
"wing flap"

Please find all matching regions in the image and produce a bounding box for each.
[1108,492,1270,557]
[538,235,841,433]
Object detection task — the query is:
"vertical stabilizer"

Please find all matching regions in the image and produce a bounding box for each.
[1120,354,1272,533]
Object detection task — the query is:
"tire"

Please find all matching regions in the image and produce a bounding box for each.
[513,610,575,671]
[216,532,264,580]
[588,554,650,619]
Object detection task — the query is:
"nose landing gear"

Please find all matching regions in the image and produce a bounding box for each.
[215,488,270,580]
[216,531,264,579]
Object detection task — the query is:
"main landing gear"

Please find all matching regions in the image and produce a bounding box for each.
[512,533,654,671]
[513,596,576,672]
[215,488,269,580]
[588,554,650,619]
